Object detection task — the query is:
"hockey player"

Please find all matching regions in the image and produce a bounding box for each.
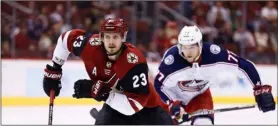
[42,18,173,125]
[154,25,276,125]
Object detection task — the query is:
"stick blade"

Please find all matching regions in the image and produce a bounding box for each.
[90,108,99,119]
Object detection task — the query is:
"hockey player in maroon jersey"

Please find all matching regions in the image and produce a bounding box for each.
[42,18,173,125]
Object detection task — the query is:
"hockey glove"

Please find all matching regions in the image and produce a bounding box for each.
[169,101,190,123]
[73,79,109,101]
[43,64,62,97]
[253,85,276,112]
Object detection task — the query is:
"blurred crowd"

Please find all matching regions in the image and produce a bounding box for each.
[1,1,277,64]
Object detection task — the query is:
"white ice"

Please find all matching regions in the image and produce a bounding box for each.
[2,104,277,125]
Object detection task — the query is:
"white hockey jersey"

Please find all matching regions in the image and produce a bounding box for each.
[154,43,261,105]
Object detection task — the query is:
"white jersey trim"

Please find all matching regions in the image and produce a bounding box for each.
[105,91,137,116]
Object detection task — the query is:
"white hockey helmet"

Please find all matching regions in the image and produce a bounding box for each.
[178,25,203,61]
[178,25,202,46]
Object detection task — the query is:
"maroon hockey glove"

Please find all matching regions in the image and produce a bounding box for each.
[73,79,109,101]
[253,85,275,112]
[43,64,62,97]
[91,80,110,101]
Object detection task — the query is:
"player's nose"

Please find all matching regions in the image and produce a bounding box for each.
[109,41,114,44]
[107,39,113,44]
[109,41,115,46]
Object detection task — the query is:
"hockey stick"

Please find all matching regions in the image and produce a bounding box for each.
[48,90,55,125]
[178,104,256,124]
[90,105,256,124]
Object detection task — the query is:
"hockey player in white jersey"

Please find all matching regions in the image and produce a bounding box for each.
[154,25,276,125]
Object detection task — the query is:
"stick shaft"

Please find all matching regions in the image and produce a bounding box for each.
[48,90,55,125]
[214,105,256,113]
[179,104,256,124]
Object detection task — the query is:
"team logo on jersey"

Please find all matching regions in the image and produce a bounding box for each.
[164,55,174,65]
[178,79,209,92]
[210,44,221,54]
[127,52,138,64]
[106,62,112,68]
[89,37,101,46]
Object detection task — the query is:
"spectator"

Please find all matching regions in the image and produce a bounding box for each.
[0,1,276,64]
[49,4,64,24]
[136,19,150,47]
[38,30,52,57]
[254,25,269,53]
[207,1,231,28]
[214,22,234,45]
[197,18,218,43]
[233,26,256,49]
[146,42,161,62]
[227,1,242,31]
[269,26,278,53]
[152,28,167,57]
[14,22,31,52]
[50,21,63,44]
[27,13,45,41]
[190,1,210,21]
[38,5,50,29]
[14,21,38,58]
[164,21,179,46]
[261,1,277,23]
[1,24,11,43]
[261,1,278,53]
[1,41,11,58]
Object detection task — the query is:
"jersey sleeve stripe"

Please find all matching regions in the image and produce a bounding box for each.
[61,32,66,40]
[238,68,255,87]
[63,30,72,51]
[161,88,173,102]
[128,98,143,112]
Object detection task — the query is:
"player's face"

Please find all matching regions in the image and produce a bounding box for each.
[103,32,122,55]
[181,44,200,62]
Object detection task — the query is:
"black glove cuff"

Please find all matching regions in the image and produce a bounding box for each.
[53,61,62,68]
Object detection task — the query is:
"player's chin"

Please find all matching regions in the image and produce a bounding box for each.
[107,50,114,54]
[108,49,118,54]
[187,58,194,63]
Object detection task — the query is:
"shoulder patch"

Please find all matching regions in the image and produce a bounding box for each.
[89,37,101,46]
[127,52,138,64]
[164,55,174,65]
[210,44,221,54]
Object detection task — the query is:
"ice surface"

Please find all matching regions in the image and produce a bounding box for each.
[2,104,277,125]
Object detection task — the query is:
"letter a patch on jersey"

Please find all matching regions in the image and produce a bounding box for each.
[92,67,97,76]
